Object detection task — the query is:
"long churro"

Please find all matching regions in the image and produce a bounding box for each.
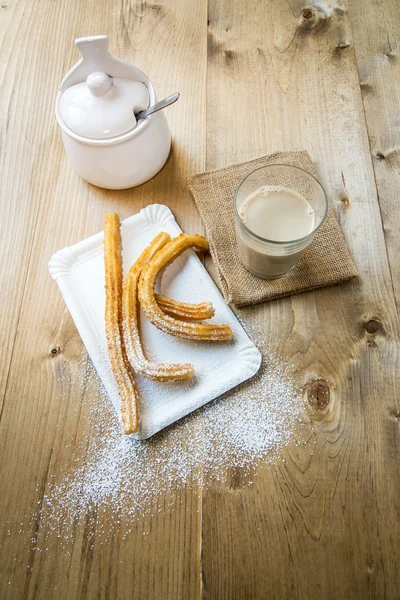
[155,294,215,321]
[122,232,195,381]
[104,213,139,435]
[138,234,233,341]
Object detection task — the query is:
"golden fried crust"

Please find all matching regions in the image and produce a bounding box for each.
[155,294,215,320]
[104,213,139,434]
[122,232,195,381]
[138,234,233,341]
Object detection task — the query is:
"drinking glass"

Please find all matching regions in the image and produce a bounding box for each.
[234,164,328,279]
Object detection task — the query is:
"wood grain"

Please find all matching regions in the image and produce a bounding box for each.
[0,0,207,598]
[348,0,400,306]
[203,0,400,598]
[0,0,399,598]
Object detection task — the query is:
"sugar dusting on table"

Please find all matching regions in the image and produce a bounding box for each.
[38,317,311,543]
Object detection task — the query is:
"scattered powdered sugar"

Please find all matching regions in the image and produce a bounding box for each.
[38,316,312,542]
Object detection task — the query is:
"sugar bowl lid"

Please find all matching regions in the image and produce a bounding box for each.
[59,71,149,139]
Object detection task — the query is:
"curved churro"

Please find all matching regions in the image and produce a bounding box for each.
[156,294,215,321]
[122,232,195,381]
[104,213,139,435]
[138,234,233,341]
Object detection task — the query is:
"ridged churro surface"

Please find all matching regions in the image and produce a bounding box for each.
[104,213,139,434]
[122,232,195,381]
[156,294,215,320]
[138,234,233,341]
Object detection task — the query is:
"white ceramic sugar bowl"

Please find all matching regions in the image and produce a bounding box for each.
[55,35,171,190]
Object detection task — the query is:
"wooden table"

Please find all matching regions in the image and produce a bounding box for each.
[1,1,399,598]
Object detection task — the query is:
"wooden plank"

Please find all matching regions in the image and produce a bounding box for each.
[348,0,400,306]
[0,0,207,598]
[0,0,65,405]
[203,0,400,598]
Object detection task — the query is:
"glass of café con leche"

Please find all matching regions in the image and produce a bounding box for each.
[234,164,328,279]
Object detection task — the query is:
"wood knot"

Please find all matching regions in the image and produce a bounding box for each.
[389,407,400,421]
[375,151,385,160]
[364,319,380,334]
[307,379,330,410]
[299,7,328,34]
[50,346,62,356]
[302,8,314,20]
[224,49,236,64]
[305,378,334,422]
[339,194,351,209]
[359,81,374,95]
[385,42,396,58]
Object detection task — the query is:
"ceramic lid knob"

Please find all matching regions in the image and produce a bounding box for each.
[86,71,113,96]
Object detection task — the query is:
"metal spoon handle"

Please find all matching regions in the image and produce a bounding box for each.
[135,92,180,120]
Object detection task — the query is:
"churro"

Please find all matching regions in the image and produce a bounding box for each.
[104,213,139,435]
[138,234,233,341]
[155,294,215,321]
[122,232,195,381]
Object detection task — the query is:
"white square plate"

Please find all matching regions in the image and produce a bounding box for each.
[49,204,261,439]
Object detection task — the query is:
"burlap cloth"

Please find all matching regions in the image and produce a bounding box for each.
[189,151,357,307]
